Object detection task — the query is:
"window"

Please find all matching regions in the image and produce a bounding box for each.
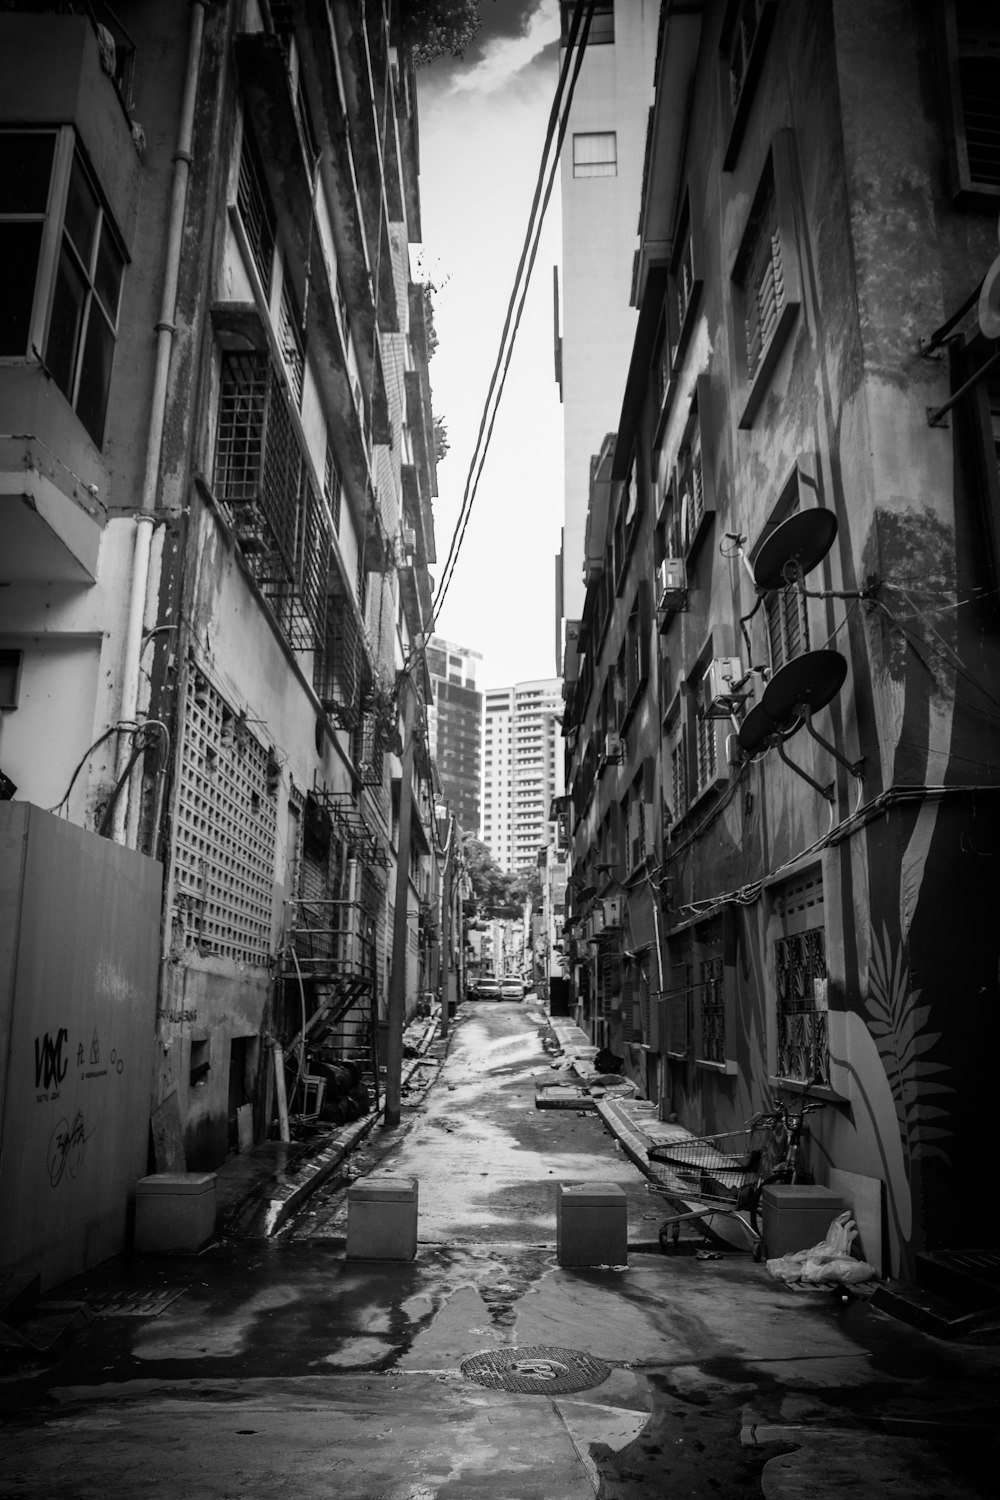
[573,131,617,178]
[697,920,726,1064]
[236,119,275,293]
[668,193,703,376]
[721,0,778,170]
[323,435,343,534]
[732,134,802,428]
[940,0,1000,196]
[771,871,829,1085]
[279,278,305,407]
[766,585,809,671]
[0,129,125,447]
[214,350,329,650]
[561,2,614,45]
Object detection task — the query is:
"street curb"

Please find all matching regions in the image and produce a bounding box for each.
[250,1006,453,1237]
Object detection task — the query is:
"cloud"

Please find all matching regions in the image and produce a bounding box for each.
[424,0,560,98]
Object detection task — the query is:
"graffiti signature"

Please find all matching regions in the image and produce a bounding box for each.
[46,1111,95,1189]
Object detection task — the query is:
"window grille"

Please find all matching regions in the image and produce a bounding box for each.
[214,351,329,651]
[738,163,783,382]
[237,124,275,292]
[956,2,1000,187]
[279,278,305,407]
[729,0,764,110]
[315,583,360,727]
[699,921,726,1063]
[677,431,704,552]
[766,582,809,670]
[696,710,718,792]
[775,926,829,1084]
[324,437,343,533]
[676,228,695,329]
[172,668,277,965]
[670,731,688,820]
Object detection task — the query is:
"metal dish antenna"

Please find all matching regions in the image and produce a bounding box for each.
[752,509,839,592]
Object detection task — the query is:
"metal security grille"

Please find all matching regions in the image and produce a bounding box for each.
[767,581,809,671]
[740,162,783,382]
[215,352,329,651]
[729,0,764,109]
[699,940,726,1064]
[236,127,274,291]
[958,3,1000,188]
[173,668,277,964]
[774,872,828,1085]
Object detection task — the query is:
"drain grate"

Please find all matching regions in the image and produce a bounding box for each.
[86,1289,186,1318]
[460,1345,611,1394]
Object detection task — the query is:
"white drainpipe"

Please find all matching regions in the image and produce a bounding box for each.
[113,0,206,845]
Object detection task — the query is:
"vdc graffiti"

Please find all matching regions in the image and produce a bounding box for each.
[33,1026,125,1187]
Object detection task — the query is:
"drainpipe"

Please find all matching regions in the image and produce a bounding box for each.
[113,0,206,845]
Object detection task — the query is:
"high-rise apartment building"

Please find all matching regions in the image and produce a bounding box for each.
[554,0,659,669]
[481,680,564,873]
[424,635,482,837]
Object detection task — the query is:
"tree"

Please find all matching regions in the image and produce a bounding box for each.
[463,838,509,913]
[398,0,481,66]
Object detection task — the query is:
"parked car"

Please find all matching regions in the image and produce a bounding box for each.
[477,976,501,1000]
[500,977,524,1000]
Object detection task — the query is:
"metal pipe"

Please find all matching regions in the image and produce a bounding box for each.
[113,0,206,844]
[272,1043,290,1143]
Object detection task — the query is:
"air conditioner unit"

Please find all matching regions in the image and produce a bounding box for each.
[401,526,416,556]
[604,732,625,763]
[656,558,687,618]
[602,895,621,928]
[701,656,747,718]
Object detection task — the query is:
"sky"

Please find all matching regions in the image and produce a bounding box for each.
[413,0,565,692]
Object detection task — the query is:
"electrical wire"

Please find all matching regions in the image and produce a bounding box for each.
[430,0,597,623]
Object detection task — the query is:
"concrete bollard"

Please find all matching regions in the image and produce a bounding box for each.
[556,1181,628,1267]
[346,1176,419,1260]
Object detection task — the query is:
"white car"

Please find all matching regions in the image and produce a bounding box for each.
[500,977,524,1000]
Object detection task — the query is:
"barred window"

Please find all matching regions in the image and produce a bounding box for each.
[737,164,783,383]
[236,122,275,292]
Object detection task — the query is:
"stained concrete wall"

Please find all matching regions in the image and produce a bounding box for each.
[0,804,161,1290]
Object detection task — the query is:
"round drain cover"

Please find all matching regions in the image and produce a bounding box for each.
[460,1345,612,1394]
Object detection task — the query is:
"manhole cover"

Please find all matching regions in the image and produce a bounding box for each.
[460,1345,611,1394]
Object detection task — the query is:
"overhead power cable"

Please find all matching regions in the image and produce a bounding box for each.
[430,0,597,624]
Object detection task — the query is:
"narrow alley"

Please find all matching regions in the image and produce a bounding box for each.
[2,999,998,1499]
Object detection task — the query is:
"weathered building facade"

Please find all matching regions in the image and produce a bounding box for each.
[562,0,1000,1280]
[0,0,440,1286]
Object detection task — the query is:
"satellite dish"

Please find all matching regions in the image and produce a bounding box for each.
[761,649,847,729]
[753,510,838,591]
[979,254,1000,341]
[738,702,799,758]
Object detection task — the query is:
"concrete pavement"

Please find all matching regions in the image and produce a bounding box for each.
[2,997,999,1499]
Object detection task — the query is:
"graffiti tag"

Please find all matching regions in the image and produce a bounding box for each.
[34,1029,68,1090]
[46,1111,95,1189]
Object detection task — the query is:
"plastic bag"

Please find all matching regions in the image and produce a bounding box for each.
[766,1210,877,1290]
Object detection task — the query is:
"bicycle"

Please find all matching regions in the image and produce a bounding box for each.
[746,1096,828,1252]
[648,1095,827,1258]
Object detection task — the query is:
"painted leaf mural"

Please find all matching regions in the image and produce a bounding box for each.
[865,922,952,1165]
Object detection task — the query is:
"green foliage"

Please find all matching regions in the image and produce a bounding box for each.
[463,839,531,918]
[398,0,481,66]
[433,415,449,464]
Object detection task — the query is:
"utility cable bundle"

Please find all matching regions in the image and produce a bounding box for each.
[430,0,599,626]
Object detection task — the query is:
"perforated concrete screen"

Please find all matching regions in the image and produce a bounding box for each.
[173,668,277,964]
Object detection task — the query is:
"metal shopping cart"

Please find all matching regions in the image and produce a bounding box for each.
[647,1128,765,1256]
